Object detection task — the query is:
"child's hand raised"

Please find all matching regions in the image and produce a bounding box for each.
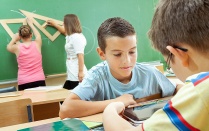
[26,17,33,26]
[47,20,56,26]
[12,33,20,42]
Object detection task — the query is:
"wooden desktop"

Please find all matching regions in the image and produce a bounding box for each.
[0,89,69,121]
[0,113,103,131]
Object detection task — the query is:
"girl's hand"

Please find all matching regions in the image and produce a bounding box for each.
[78,72,85,82]
[26,17,33,26]
[12,33,20,42]
[47,20,56,26]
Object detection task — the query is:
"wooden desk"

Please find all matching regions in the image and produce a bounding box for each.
[0,117,61,131]
[0,89,69,105]
[0,113,103,131]
[0,95,173,131]
[0,89,70,121]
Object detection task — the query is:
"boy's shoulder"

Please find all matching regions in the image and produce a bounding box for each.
[134,62,164,77]
[89,61,107,70]
[135,62,158,71]
[86,61,109,77]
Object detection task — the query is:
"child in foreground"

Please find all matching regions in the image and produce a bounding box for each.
[103,0,209,130]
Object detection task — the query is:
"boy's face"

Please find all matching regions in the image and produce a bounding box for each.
[98,35,137,82]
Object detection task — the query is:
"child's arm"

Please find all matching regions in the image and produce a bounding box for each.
[173,84,184,95]
[7,33,20,54]
[59,93,136,119]
[77,53,85,82]
[103,102,141,131]
[47,20,65,35]
[26,18,42,47]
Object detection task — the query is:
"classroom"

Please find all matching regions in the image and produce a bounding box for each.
[0,0,162,88]
[1,0,207,130]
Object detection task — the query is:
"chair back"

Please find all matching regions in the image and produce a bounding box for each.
[0,86,17,93]
[0,98,33,127]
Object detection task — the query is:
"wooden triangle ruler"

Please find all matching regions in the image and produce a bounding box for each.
[19,10,63,41]
[0,10,63,41]
[0,18,26,38]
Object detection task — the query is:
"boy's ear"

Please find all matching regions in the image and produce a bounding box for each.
[96,47,106,60]
[166,46,189,67]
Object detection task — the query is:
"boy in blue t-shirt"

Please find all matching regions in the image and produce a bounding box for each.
[59,17,180,119]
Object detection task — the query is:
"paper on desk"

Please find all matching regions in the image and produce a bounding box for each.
[24,85,63,92]
[62,118,103,129]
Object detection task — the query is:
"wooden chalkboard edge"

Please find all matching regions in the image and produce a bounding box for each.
[0,73,66,85]
[0,80,17,85]
[45,73,67,78]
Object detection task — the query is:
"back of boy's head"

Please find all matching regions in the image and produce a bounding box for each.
[97,17,135,52]
[19,25,32,39]
[148,0,209,56]
[64,14,82,35]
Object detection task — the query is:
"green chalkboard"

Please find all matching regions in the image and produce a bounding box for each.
[0,0,162,82]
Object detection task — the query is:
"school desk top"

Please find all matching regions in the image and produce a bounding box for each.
[0,88,69,105]
[0,95,175,131]
[0,113,103,131]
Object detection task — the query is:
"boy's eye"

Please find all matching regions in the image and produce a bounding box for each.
[113,54,121,57]
[129,51,135,54]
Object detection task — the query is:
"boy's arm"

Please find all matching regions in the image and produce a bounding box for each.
[59,93,136,119]
[7,33,19,54]
[103,102,141,131]
[173,84,184,95]
[26,18,42,47]
[47,20,65,35]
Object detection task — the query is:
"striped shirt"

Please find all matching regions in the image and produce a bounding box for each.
[143,72,209,131]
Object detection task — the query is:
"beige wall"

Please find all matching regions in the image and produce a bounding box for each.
[0,74,66,90]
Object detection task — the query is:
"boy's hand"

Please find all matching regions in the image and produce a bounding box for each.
[104,102,125,114]
[115,94,136,107]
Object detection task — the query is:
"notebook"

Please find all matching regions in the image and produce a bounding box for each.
[24,85,63,92]
[18,118,99,131]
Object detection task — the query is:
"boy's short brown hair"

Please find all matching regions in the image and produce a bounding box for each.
[148,0,209,56]
[97,17,136,52]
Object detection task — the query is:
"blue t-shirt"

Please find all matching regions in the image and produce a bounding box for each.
[72,61,176,101]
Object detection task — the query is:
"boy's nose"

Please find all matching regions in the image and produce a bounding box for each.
[122,54,131,64]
